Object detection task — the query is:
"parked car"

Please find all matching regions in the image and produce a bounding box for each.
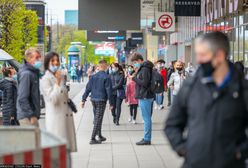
[0,49,21,112]
[0,49,20,76]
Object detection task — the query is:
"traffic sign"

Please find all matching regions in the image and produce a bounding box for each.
[155,12,175,32]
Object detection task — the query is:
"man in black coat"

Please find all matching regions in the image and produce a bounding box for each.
[165,31,248,168]
[131,53,155,145]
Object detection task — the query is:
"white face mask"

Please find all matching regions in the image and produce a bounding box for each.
[49,65,59,73]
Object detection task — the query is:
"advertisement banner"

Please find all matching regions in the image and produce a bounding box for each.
[95,42,115,56]
[155,12,175,32]
[87,31,126,42]
[175,0,201,16]
[79,0,140,30]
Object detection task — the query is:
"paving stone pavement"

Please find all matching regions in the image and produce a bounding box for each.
[70,82,183,168]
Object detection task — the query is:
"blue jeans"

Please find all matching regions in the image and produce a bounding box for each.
[139,98,153,141]
[155,93,164,105]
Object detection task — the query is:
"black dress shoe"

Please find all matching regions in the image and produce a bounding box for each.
[136,139,151,145]
[113,118,116,124]
[98,136,107,142]
[115,121,120,126]
[90,139,102,145]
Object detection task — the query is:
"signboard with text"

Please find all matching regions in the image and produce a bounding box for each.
[155,12,175,32]
[175,0,201,16]
[87,31,126,42]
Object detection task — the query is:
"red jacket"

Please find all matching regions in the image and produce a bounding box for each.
[125,80,138,105]
[160,69,167,90]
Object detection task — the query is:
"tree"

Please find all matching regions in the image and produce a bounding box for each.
[54,28,100,64]
[22,10,38,54]
[0,0,25,62]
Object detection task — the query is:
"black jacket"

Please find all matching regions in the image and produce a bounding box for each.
[0,78,17,125]
[17,61,41,120]
[133,61,155,99]
[165,64,248,168]
[110,72,125,96]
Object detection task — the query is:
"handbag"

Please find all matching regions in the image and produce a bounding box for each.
[117,89,126,99]
[10,119,19,126]
[68,99,78,113]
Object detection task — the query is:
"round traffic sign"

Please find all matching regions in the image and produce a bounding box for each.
[158,14,173,30]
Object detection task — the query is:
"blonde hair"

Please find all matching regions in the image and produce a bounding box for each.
[25,48,40,59]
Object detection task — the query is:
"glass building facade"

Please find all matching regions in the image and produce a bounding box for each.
[171,0,248,69]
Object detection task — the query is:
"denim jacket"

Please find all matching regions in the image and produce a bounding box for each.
[82,71,113,105]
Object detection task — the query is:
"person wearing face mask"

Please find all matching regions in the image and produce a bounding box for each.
[167,61,187,103]
[0,67,19,126]
[125,65,138,124]
[110,63,125,126]
[41,52,77,152]
[130,53,155,145]
[81,60,113,144]
[17,48,42,127]
[165,32,248,168]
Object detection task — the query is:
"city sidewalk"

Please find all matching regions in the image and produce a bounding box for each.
[71,82,183,168]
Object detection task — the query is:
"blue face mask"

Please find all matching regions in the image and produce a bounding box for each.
[112,68,117,73]
[134,63,141,69]
[12,74,17,81]
[33,61,42,69]
[128,68,133,74]
[109,68,113,74]
[49,65,59,73]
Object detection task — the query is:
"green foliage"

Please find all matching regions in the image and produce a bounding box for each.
[0,0,38,63]
[56,29,100,64]
[22,10,38,54]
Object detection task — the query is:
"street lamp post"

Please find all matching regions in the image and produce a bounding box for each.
[81,45,87,78]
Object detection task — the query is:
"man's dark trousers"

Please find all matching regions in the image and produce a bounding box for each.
[91,101,106,139]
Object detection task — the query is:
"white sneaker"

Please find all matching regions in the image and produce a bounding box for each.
[154,104,158,110]
[128,117,132,123]
[132,120,136,124]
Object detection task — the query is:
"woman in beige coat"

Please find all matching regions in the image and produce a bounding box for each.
[41,52,77,152]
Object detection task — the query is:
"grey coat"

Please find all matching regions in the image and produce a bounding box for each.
[17,61,40,120]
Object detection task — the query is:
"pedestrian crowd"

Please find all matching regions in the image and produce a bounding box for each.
[1,31,248,168]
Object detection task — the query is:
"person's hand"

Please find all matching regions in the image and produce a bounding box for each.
[236,150,242,160]
[81,101,85,108]
[30,117,38,124]
[109,106,113,110]
[10,116,15,120]
[55,70,62,85]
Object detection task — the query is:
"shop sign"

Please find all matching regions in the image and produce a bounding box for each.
[175,0,201,16]
[155,12,175,32]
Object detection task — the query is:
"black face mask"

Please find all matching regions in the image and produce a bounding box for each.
[176,67,183,72]
[201,61,215,77]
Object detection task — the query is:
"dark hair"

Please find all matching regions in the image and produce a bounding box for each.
[157,59,165,64]
[44,52,60,71]
[131,53,144,62]
[98,60,107,64]
[111,63,124,74]
[2,67,14,77]
[196,31,230,58]
[128,65,134,69]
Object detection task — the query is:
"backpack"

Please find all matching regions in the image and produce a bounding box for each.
[150,70,165,94]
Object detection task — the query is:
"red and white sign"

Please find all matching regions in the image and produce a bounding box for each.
[155,12,175,32]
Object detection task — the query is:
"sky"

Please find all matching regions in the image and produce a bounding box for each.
[44,0,78,24]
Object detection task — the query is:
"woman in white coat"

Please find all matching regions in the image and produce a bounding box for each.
[41,52,77,152]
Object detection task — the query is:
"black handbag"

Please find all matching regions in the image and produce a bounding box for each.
[10,119,19,126]
[40,95,45,109]
[68,99,77,113]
